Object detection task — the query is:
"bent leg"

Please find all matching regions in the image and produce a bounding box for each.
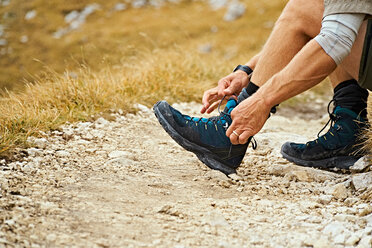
[250,0,323,86]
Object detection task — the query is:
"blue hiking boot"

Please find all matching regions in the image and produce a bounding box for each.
[153,95,256,175]
[281,105,368,170]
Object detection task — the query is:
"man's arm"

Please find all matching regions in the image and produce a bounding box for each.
[226,40,337,144]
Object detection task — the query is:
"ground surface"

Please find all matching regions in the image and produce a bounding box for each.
[0,102,371,247]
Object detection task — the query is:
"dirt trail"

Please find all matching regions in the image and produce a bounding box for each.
[0,102,371,247]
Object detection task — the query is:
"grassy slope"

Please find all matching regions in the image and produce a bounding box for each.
[0,0,286,154]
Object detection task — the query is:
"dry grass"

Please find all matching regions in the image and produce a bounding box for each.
[1,0,286,154]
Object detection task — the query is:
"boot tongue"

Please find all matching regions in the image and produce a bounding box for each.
[223,98,237,114]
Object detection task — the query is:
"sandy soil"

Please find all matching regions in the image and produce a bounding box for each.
[0,102,371,247]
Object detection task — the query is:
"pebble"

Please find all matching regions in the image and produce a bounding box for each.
[25,10,37,20]
[108,150,130,158]
[223,1,245,22]
[114,3,126,11]
[322,221,345,236]
[345,234,361,246]
[56,150,71,157]
[317,195,333,205]
[352,171,372,191]
[350,156,371,172]
[331,183,348,200]
[34,138,48,149]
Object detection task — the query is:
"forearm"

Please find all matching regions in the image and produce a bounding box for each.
[255,40,337,107]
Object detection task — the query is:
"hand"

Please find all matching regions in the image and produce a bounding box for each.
[201,71,249,114]
[226,93,271,144]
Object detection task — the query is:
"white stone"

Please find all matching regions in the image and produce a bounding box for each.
[135,103,150,113]
[65,10,79,23]
[132,0,146,8]
[357,236,372,248]
[56,150,71,157]
[323,221,345,236]
[105,157,136,167]
[350,156,371,172]
[317,195,333,205]
[20,35,28,43]
[34,138,48,149]
[27,148,43,157]
[352,171,372,191]
[108,150,130,158]
[333,233,346,244]
[345,234,361,246]
[25,10,37,20]
[114,3,126,11]
[209,0,228,10]
[331,183,348,200]
[0,39,7,46]
[365,213,372,227]
[96,117,109,126]
[224,1,245,22]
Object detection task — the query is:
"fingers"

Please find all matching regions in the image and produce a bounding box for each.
[223,79,240,95]
[201,87,218,113]
[217,79,229,98]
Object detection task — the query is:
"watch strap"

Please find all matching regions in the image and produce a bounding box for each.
[233,65,253,76]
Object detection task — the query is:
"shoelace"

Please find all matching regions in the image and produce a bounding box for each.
[307,99,340,146]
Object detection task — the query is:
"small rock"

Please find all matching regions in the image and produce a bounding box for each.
[323,221,345,236]
[290,170,310,182]
[95,117,109,126]
[105,157,135,167]
[34,138,48,149]
[344,197,358,207]
[345,234,361,246]
[350,156,371,172]
[25,10,37,20]
[352,171,372,191]
[365,213,372,227]
[56,150,71,157]
[132,0,146,8]
[331,183,348,200]
[108,150,130,158]
[135,103,150,113]
[20,35,28,43]
[27,148,43,157]
[0,39,7,46]
[313,237,330,248]
[114,3,126,11]
[224,1,245,22]
[334,233,346,244]
[317,195,333,205]
[357,236,372,248]
[209,0,228,10]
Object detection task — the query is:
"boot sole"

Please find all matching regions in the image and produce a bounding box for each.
[153,101,236,175]
[280,146,358,170]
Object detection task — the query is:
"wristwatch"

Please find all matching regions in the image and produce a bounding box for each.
[233,65,253,76]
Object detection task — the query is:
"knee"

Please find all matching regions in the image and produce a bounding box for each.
[274,0,322,38]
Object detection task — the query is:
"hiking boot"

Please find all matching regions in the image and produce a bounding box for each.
[153,95,256,175]
[281,105,367,169]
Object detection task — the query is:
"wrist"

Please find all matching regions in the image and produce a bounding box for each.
[233,65,253,76]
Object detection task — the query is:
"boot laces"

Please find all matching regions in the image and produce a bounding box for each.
[307,99,340,146]
[192,95,257,151]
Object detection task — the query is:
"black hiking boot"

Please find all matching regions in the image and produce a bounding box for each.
[281,80,369,170]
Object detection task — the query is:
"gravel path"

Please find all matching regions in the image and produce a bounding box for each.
[0,102,371,247]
